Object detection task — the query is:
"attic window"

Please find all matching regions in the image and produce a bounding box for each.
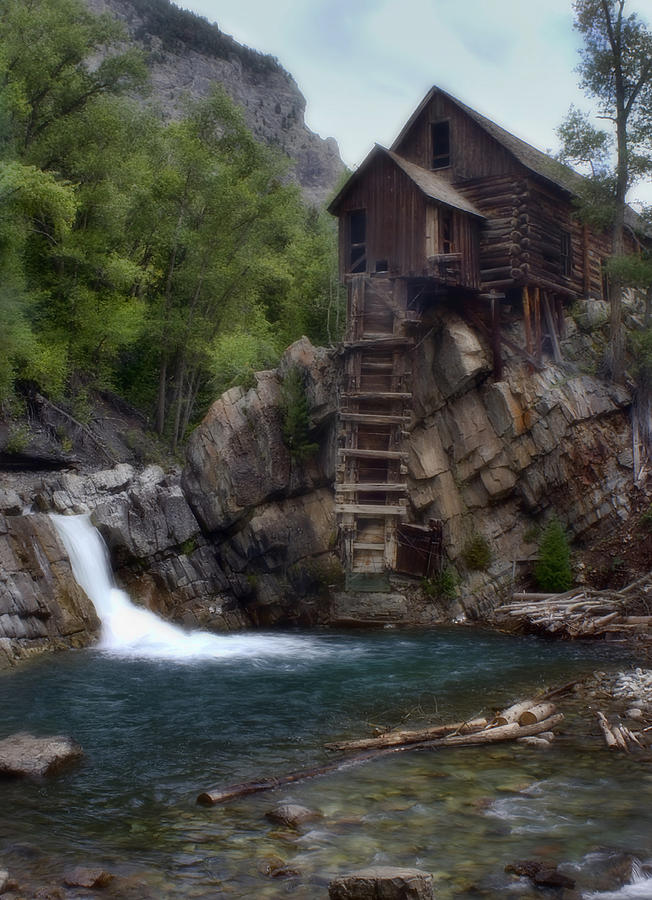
[348,209,366,273]
[431,121,450,169]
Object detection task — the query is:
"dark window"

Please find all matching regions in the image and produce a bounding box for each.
[375,259,388,273]
[560,230,572,276]
[432,121,450,169]
[348,209,366,273]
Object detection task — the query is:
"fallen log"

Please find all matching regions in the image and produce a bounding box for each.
[597,711,618,749]
[324,716,488,753]
[196,715,564,806]
[518,702,556,726]
[493,700,537,726]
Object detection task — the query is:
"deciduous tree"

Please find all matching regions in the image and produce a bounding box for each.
[558,0,652,382]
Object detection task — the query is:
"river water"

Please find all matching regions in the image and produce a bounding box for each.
[0,517,650,897]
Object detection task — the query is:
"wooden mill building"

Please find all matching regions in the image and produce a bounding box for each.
[328,85,646,588]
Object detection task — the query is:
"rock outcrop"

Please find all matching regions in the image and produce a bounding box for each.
[83,0,345,206]
[0,507,99,667]
[0,298,648,662]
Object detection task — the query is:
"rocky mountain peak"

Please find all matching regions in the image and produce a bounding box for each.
[84,0,345,206]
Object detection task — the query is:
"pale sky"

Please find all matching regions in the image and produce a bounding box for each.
[182,0,652,204]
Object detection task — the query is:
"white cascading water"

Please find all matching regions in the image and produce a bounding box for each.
[50,513,317,661]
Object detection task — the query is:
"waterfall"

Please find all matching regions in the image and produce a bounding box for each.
[50,514,313,661]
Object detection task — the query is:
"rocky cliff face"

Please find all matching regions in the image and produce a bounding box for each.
[83,0,345,206]
[0,503,100,667]
[1,301,648,665]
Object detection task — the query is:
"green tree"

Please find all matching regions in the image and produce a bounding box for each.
[534,519,573,592]
[134,89,306,449]
[558,0,652,382]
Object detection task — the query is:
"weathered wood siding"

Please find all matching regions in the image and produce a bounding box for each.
[393,93,521,183]
[337,153,480,289]
[337,153,425,280]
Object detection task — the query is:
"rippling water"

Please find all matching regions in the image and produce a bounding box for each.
[1,629,650,898]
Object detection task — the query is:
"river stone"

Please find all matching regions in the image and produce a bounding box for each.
[265,803,317,829]
[63,867,114,888]
[0,732,83,777]
[328,866,435,899]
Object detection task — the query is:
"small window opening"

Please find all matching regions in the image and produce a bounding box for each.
[375,259,388,273]
[441,209,454,254]
[560,230,572,277]
[348,209,366,273]
[432,121,450,169]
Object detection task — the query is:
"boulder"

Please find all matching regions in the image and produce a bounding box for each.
[63,867,114,888]
[329,866,435,899]
[0,732,83,777]
[433,314,490,399]
[265,803,318,828]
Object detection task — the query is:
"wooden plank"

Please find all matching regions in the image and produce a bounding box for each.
[335,504,407,516]
[337,483,408,492]
[338,448,408,460]
[340,412,411,425]
[342,391,412,400]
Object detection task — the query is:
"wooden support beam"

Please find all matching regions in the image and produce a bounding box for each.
[533,285,542,365]
[542,291,563,363]
[522,285,533,356]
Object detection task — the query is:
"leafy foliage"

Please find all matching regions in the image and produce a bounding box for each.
[534,518,573,592]
[558,0,652,382]
[0,0,338,447]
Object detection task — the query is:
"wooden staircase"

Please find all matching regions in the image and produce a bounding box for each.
[336,275,419,588]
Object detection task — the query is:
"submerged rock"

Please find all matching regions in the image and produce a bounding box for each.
[0,732,83,778]
[265,803,318,829]
[505,859,575,889]
[328,866,435,899]
[63,867,114,889]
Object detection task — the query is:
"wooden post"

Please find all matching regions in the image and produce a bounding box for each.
[582,223,591,296]
[491,291,503,380]
[533,286,542,365]
[542,291,563,363]
[522,286,533,356]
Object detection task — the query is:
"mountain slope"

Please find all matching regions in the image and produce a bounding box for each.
[85,0,345,206]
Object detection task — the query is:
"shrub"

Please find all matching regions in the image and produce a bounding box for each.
[422,568,458,600]
[534,518,572,592]
[281,366,318,462]
[462,534,492,571]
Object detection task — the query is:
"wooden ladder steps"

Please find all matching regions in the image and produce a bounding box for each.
[340,412,411,425]
[337,483,407,492]
[335,503,408,516]
[338,448,408,460]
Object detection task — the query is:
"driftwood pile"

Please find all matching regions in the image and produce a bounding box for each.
[197,699,563,806]
[493,575,651,641]
[596,711,646,753]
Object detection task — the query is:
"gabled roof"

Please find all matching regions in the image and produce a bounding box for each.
[392,85,646,234]
[327,144,485,219]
